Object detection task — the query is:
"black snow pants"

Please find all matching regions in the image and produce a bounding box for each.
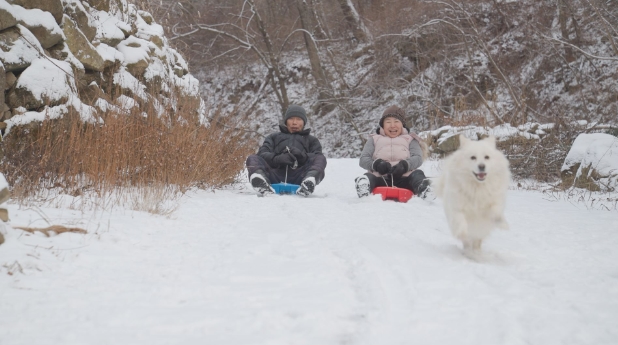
[246,154,327,185]
[363,170,427,195]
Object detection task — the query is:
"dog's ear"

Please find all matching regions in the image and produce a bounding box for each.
[459,134,471,147]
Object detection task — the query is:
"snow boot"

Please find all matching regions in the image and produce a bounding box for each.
[297,177,316,197]
[250,172,274,196]
[417,179,434,200]
[355,175,371,198]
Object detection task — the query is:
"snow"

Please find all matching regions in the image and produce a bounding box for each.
[0,173,7,191]
[562,133,618,190]
[94,97,115,113]
[95,42,124,65]
[116,36,152,65]
[134,10,164,41]
[10,4,64,40]
[92,9,127,43]
[1,158,617,344]
[113,67,148,100]
[115,94,137,110]
[4,100,98,133]
[3,57,98,132]
[143,56,165,81]
[0,24,43,67]
[176,74,200,97]
[5,104,69,129]
[15,58,75,102]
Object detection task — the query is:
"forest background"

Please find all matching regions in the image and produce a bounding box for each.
[141,0,617,154]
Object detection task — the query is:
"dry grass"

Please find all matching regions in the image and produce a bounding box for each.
[499,134,570,183]
[541,187,618,211]
[1,103,256,213]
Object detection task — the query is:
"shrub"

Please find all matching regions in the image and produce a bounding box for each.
[0,104,256,213]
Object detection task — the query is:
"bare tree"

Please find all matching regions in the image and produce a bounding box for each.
[336,0,373,43]
[169,0,291,113]
[309,0,331,39]
[295,0,329,96]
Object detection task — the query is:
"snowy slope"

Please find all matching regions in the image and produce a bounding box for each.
[1,159,617,345]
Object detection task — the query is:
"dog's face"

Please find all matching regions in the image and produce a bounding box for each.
[455,135,508,183]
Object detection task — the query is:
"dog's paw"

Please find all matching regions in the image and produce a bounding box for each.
[453,227,469,241]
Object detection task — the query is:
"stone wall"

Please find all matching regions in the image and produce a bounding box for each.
[0,0,204,143]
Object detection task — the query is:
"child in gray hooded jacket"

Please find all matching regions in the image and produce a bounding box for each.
[355,105,431,198]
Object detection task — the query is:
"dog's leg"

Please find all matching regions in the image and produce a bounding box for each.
[463,239,482,252]
[472,239,483,251]
[450,212,468,240]
[489,203,509,230]
[462,238,473,251]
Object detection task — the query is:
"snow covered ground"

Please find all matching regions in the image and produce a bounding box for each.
[1,158,617,345]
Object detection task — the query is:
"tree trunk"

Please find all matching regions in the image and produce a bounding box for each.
[336,0,372,43]
[248,0,289,113]
[558,0,576,62]
[296,0,329,96]
[309,0,330,39]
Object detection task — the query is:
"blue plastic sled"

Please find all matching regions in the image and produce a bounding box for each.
[271,183,300,195]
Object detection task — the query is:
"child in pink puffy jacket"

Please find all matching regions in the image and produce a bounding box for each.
[354,105,431,198]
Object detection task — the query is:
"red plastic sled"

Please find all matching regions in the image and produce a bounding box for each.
[271,183,300,195]
[372,187,413,203]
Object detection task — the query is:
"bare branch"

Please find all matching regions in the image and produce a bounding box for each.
[541,34,618,61]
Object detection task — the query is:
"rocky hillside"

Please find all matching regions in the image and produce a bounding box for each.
[0,0,204,138]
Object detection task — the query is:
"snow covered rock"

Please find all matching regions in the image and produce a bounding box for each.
[0,2,19,31]
[0,25,42,72]
[64,0,97,41]
[7,0,63,24]
[116,36,151,77]
[92,8,127,46]
[95,42,123,68]
[11,5,64,49]
[561,133,618,192]
[86,0,112,12]
[61,14,104,71]
[436,133,461,153]
[6,58,76,110]
[0,0,205,133]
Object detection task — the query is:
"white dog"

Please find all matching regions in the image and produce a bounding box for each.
[435,135,511,252]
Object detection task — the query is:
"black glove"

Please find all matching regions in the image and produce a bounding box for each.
[372,159,392,175]
[391,160,409,178]
[273,152,296,167]
[288,147,308,165]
